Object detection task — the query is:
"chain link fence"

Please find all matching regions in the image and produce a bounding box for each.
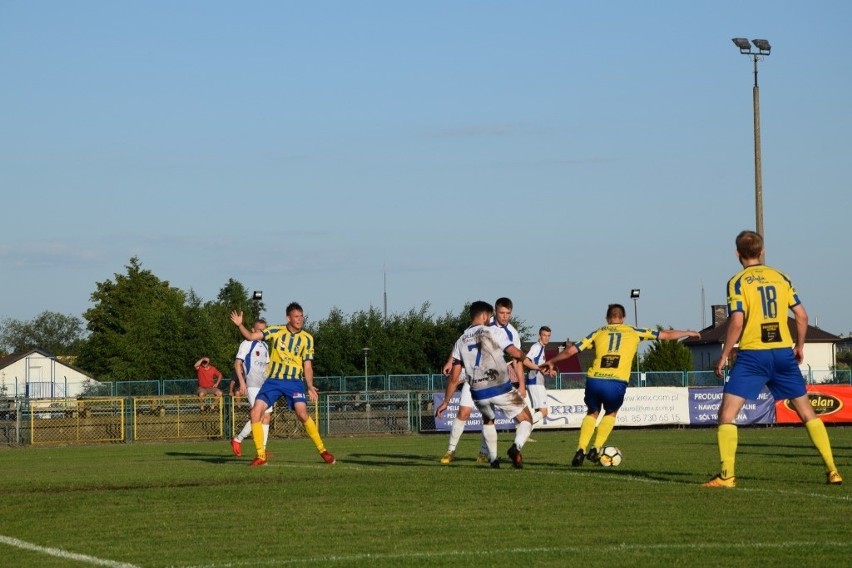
[21,398,126,445]
[2,367,849,447]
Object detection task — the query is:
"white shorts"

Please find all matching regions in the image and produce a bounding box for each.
[246,386,274,414]
[474,388,527,421]
[458,382,474,408]
[527,384,548,410]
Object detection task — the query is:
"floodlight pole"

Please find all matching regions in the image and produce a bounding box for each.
[630,289,641,376]
[362,347,370,392]
[751,53,764,250]
[732,38,771,263]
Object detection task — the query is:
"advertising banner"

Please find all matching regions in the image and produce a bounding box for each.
[432,392,515,431]
[527,387,691,429]
[688,387,775,425]
[433,385,852,431]
[774,384,852,424]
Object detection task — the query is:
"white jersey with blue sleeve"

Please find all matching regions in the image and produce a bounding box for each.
[235,338,270,389]
[451,324,515,402]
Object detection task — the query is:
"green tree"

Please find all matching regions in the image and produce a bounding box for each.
[0,311,86,355]
[77,257,189,380]
[308,302,483,376]
[641,326,695,372]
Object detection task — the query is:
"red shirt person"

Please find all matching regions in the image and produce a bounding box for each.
[194,357,223,397]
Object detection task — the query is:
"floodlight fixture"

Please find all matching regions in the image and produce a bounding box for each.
[732,37,751,52]
[252,290,263,301]
[752,38,771,54]
[630,289,641,299]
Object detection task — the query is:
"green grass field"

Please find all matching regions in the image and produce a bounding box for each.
[1,426,849,567]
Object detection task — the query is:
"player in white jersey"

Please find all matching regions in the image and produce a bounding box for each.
[435,301,538,468]
[438,297,533,464]
[526,326,551,427]
[230,318,271,457]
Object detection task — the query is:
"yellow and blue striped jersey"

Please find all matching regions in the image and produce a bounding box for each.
[577,324,659,382]
[262,326,314,380]
[726,264,799,350]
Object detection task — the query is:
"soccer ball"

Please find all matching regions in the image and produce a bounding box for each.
[599,446,623,467]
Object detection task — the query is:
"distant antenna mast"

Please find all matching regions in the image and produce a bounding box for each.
[701,281,706,329]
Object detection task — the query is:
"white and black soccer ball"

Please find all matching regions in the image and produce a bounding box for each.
[599,446,623,467]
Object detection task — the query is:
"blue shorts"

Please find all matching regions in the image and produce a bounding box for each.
[256,379,308,411]
[725,348,806,401]
[584,378,627,414]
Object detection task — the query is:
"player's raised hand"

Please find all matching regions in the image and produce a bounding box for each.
[229,310,244,326]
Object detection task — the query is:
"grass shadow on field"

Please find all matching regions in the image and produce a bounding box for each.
[164,451,234,464]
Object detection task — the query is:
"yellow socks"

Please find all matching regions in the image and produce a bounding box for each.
[805,418,838,473]
[578,415,597,451]
[302,416,326,453]
[251,422,266,460]
[718,423,738,479]
[593,414,617,449]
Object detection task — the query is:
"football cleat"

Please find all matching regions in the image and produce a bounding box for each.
[586,447,600,464]
[320,450,336,464]
[507,444,523,469]
[475,452,490,463]
[827,470,843,485]
[230,438,242,457]
[249,457,267,467]
[571,449,585,467]
[490,458,501,469]
[702,475,736,488]
[440,451,455,464]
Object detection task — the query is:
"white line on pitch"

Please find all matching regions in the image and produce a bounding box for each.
[0,534,141,568]
[176,540,852,567]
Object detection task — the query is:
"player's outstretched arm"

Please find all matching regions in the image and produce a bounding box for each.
[230,310,263,340]
[540,344,579,376]
[658,329,701,341]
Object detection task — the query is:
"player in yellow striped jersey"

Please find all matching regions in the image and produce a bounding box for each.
[230,302,335,467]
[703,231,842,487]
[540,304,699,467]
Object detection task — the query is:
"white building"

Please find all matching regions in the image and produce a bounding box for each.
[0,349,103,398]
[683,305,840,382]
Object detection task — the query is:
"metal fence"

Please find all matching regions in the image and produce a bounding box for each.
[99,370,852,393]
[3,369,851,400]
[22,398,126,446]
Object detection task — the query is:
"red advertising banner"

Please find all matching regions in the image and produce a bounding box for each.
[774,385,852,423]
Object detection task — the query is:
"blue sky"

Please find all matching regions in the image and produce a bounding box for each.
[2,1,851,345]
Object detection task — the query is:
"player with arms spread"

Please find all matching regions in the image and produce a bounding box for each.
[541,303,699,466]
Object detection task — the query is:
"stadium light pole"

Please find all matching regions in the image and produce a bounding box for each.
[362,347,370,392]
[252,290,262,316]
[732,37,771,261]
[630,289,641,376]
